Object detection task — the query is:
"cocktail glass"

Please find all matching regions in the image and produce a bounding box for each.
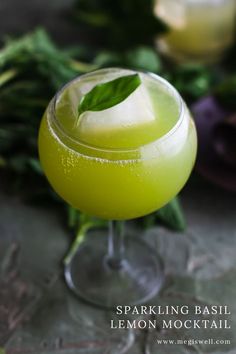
[38,68,197,308]
[155,0,236,64]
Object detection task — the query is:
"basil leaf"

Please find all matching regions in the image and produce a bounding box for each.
[214,76,236,109]
[126,47,162,73]
[156,197,186,232]
[140,196,186,232]
[78,73,141,118]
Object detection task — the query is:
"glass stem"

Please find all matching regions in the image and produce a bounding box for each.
[106,220,125,270]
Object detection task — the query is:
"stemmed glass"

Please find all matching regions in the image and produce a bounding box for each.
[38,68,197,308]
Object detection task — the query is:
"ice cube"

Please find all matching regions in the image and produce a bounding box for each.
[78,81,156,136]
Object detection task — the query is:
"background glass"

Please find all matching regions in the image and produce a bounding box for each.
[155,0,236,63]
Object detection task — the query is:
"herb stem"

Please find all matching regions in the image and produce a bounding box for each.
[64,216,107,265]
[0,69,17,87]
[63,221,93,265]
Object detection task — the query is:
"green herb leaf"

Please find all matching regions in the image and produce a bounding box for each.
[28,158,43,175]
[77,73,141,118]
[214,76,236,109]
[141,196,186,231]
[156,197,186,232]
[73,0,168,50]
[126,47,162,73]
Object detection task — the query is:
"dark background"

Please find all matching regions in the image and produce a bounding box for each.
[0,0,76,43]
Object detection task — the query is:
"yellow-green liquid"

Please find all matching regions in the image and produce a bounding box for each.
[38,71,197,220]
[155,0,236,63]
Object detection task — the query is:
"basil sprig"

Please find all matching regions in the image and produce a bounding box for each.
[77,73,141,119]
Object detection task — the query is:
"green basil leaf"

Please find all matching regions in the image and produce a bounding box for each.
[126,47,162,73]
[78,73,141,118]
[214,76,236,109]
[156,197,186,232]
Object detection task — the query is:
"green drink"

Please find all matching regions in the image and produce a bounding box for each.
[38,68,197,307]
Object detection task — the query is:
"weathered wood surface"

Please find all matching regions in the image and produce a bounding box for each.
[0,177,236,354]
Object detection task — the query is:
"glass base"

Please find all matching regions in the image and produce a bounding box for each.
[64,233,164,308]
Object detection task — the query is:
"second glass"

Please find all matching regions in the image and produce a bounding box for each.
[155,0,236,64]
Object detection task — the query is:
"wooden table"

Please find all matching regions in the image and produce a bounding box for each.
[1,176,236,354]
